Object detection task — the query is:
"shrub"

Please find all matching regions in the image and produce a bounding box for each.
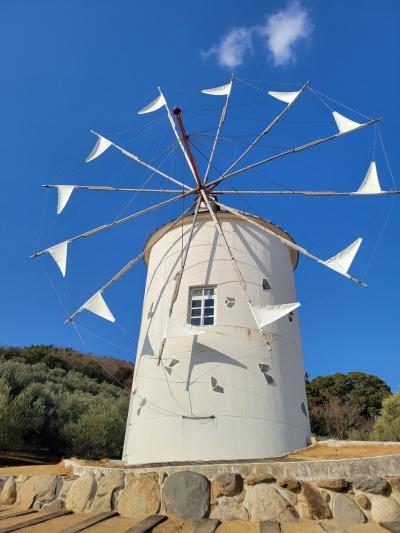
[371,392,400,441]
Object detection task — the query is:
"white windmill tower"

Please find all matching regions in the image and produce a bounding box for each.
[32,78,398,464]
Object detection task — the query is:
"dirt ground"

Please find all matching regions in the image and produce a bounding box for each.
[287,443,400,461]
[2,443,400,477]
[0,513,390,533]
[0,460,70,477]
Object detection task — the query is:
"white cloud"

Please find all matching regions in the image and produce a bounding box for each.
[261,1,312,66]
[202,1,312,69]
[201,27,253,69]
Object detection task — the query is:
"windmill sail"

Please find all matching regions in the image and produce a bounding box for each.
[202,82,232,96]
[46,241,68,277]
[332,111,362,133]
[56,185,75,214]
[324,238,362,275]
[85,134,113,162]
[137,93,166,114]
[249,302,301,330]
[80,291,115,322]
[268,90,300,104]
[356,161,382,194]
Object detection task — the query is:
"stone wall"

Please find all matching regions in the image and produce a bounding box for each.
[2,460,400,528]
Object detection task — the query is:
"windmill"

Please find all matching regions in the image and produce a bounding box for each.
[32,78,398,463]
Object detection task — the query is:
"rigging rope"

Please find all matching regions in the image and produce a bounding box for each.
[308,87,372,120]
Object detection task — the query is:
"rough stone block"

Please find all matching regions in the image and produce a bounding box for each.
[246,473,276,486]
[277,478,300,491]
[66,473,97,513]
[212,473,243,498]
[380,521,400,533]
[331,493,366,523]
[370,495,400,523]
[91,470,125,513]
[353,477,389,495]
[118,473,160,521]
[210,496,248,521]
[245,484,298,522]
[16,474,58,510]
[299,482,332,520]
[355,493,370,509]
[162,471,210,522]
[315,479,349,492]
[0,476,16,505]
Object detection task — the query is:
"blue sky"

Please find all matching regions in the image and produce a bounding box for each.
[1,0,399,389]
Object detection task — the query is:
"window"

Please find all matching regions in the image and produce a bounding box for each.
[190,287,216,326]
[262,278,271,290]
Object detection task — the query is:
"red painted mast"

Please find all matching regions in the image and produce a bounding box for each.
[173,107,203,190]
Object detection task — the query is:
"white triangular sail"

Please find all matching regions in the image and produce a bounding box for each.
[137,93,166,114]
[80,291,115,322]
[324,238,362,275]
[268,90,300,104]
[164,317,205,338]
[202,82,232,96]
[356,161,382,194]
[249,302,301,330]
[332,111,362,134]
[85,135,113,163]
[46,241,68,277]
[56,185,75,214]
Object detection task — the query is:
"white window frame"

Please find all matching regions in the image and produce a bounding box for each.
[189,286,216,326]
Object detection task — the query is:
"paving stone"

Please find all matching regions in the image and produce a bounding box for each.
[259,521,281,532]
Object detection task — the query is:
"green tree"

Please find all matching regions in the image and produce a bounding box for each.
[306,372,391,437]
[64,395,129,459]
[0,377,15,450]
[371,392,400,441]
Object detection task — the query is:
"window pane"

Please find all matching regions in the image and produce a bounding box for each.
[204,316,214,325]
[191,317,201,326]
[191,308,201,317]
[204,299,214,307]
[204,288,214,296]
[204,308,214,316]
[192,289,202,296]
[191,300,201,308]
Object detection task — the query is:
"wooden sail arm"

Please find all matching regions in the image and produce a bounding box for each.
[158,197,202,364]
[31,191,194,259]
[200,191,248,295]
[221,81,309,177]
[203,75,234,184]
[65,202,196,323]
[91,130,193,192]
[206,117,381,192]
[212,189,400,196]
[42,184,183,194]
[214,199,367,287]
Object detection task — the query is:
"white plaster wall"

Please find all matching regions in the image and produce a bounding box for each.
[123,213,311,464]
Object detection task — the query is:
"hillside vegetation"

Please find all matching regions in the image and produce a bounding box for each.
[0,345,133,460]
[0,346,398,462]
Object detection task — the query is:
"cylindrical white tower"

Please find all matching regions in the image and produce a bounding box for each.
[123,210,310,464]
